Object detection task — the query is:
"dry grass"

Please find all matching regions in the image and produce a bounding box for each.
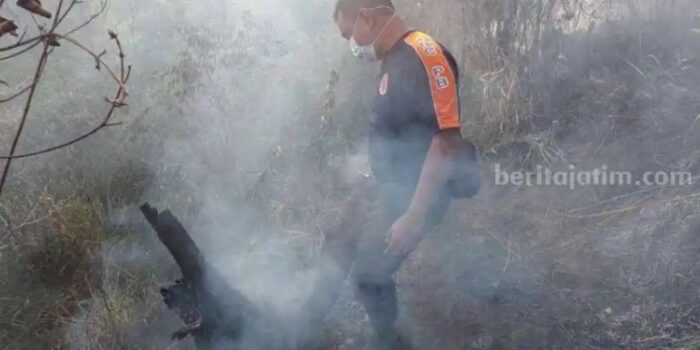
[0,195,101,348]
[1,0,700,349]
[0,166,161,349]
[458,0,568,152]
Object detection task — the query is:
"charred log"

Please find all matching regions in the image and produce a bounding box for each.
[140,203,285,350]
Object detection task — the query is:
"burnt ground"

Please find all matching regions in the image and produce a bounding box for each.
[307,12,700,350]
[45,6,700,350]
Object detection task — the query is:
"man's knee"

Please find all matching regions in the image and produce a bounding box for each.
[351,272,396,312]
[350,258,395,294]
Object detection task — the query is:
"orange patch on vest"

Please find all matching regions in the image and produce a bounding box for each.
[403,31,460,130]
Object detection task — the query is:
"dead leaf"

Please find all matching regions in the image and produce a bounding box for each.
[16,0,52,19]
[0,17,18,38]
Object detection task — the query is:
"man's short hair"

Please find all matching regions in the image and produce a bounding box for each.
[333,0,394,20]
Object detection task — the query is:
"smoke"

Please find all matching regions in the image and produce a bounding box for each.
[11,0,353,347]
[62,0,700,347]
[124,0,342,344]
[4,0,700,349]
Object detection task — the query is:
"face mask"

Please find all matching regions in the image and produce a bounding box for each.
[349,8,396,62]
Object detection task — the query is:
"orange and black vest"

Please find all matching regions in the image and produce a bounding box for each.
[370,30,461,188]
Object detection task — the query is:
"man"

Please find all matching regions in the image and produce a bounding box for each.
[300,0,480,349]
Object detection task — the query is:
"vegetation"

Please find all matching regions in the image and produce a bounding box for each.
[1,0,700,349]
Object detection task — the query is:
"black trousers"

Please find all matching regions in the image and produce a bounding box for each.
[303,178,451,337]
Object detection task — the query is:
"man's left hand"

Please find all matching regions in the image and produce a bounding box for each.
[386,209,426,255]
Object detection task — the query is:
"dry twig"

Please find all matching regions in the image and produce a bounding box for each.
[0,0,128,196]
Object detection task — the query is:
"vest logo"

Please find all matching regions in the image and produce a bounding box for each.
[432,65,450,89]
[379,73,389,96]
[417,37,438,56]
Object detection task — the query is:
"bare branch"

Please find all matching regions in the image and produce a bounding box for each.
[64,0,107,36]
[0,32,130,161]
[53,0,66,29]
[0,0,125,197]
[0,0,105,52]
[0,100,123,160]
[0,43,50,194]
[57,0,83,28]
[0,36,42,52]
[0,38,41,60]
[0,83,34,103]
[52,33,127,95]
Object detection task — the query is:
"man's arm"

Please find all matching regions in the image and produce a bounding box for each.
[407,128,466,217]
[386,128,473,254]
